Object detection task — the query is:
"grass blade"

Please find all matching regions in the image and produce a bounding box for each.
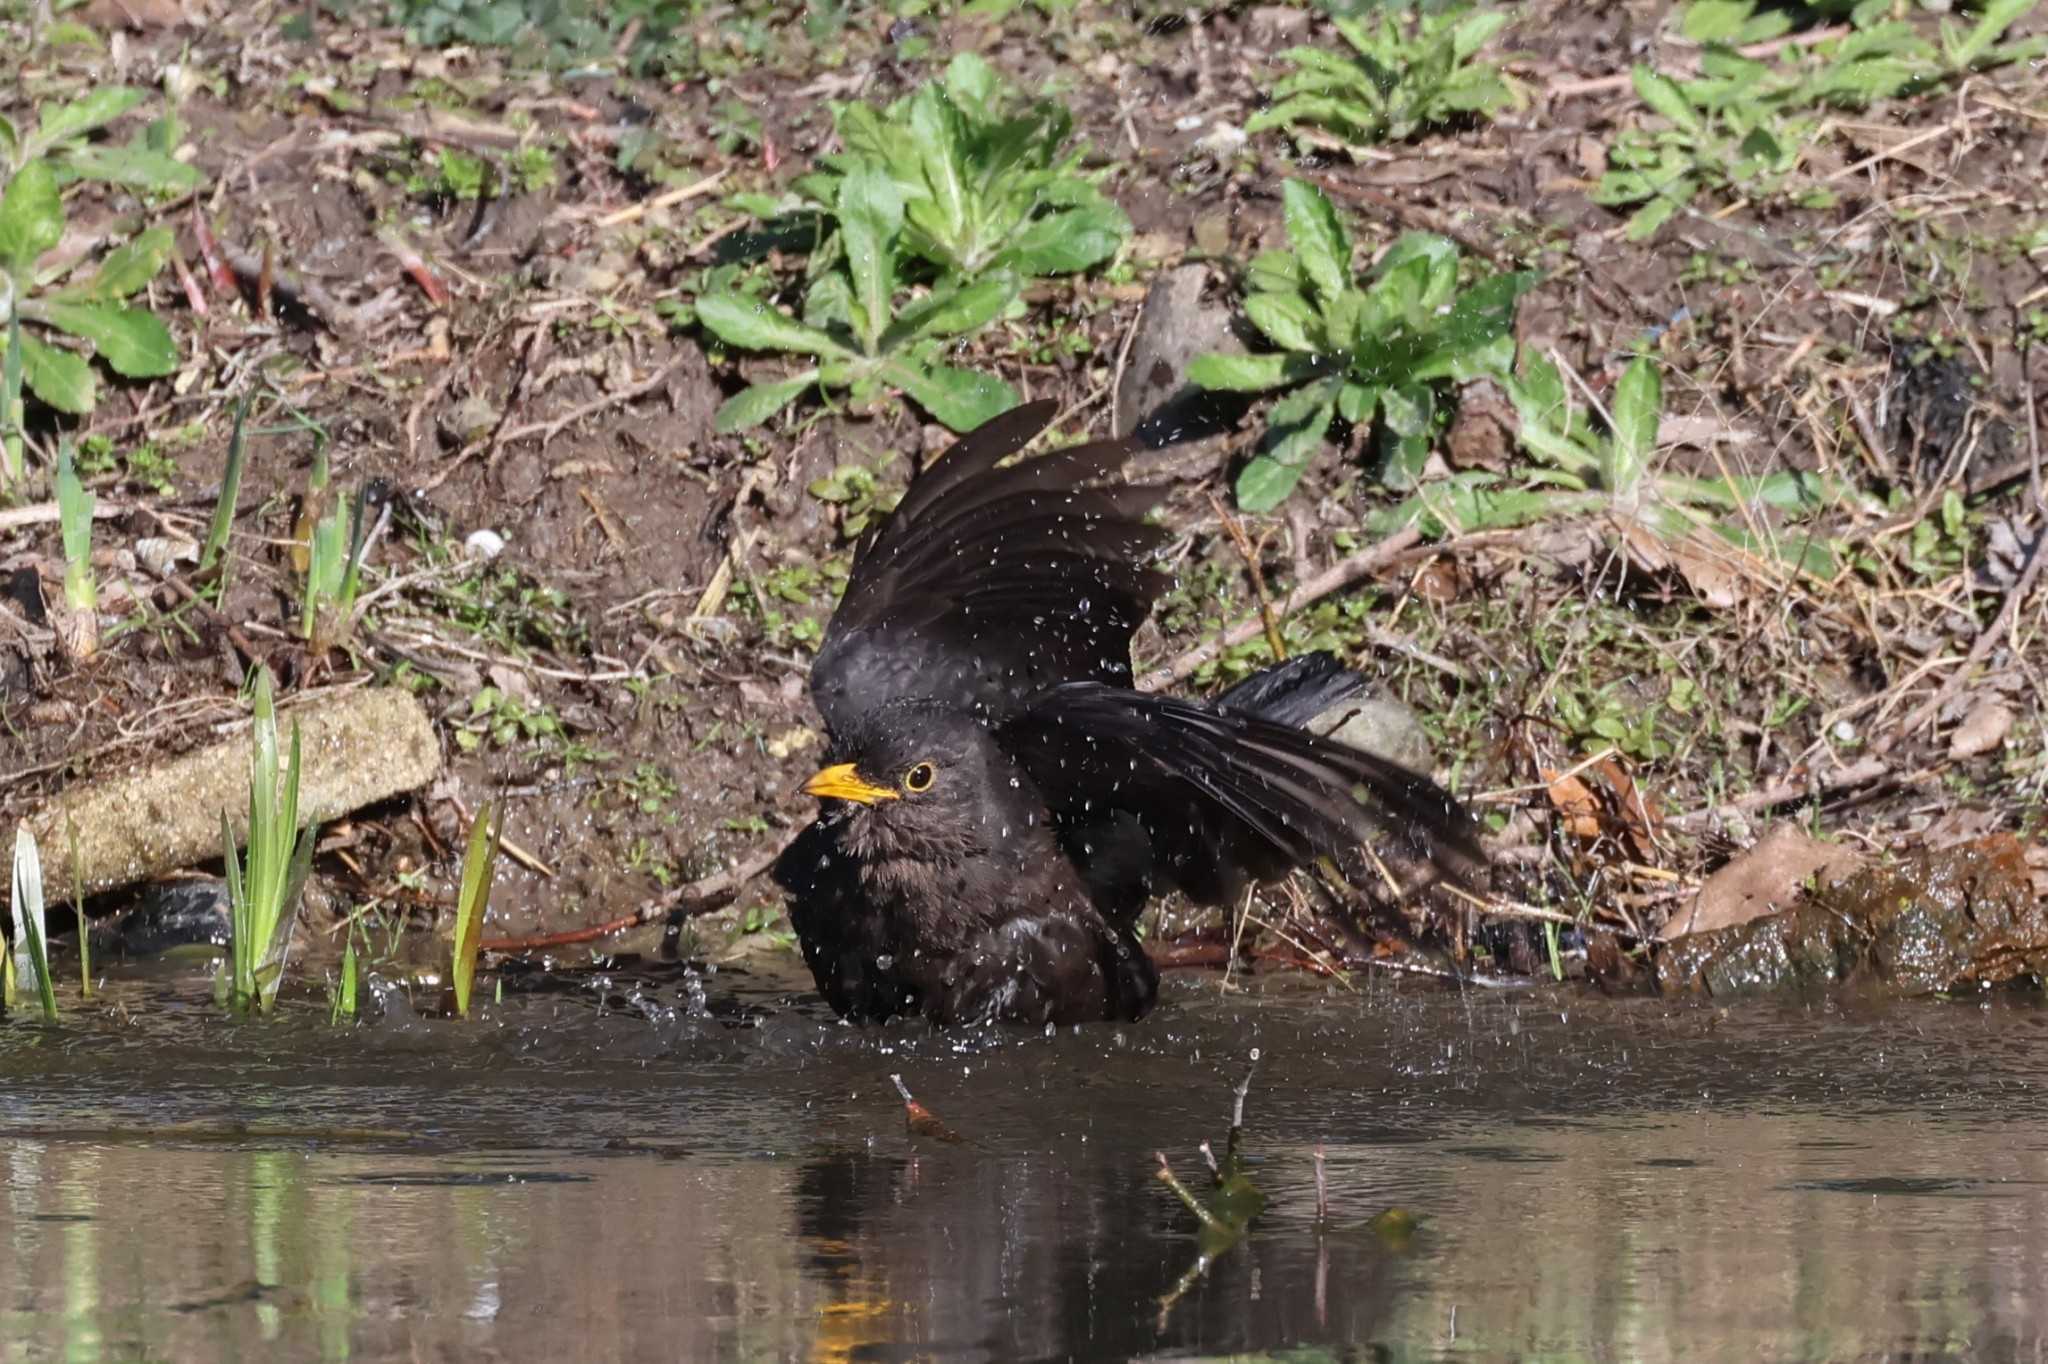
[200,393,250,574]
[11,826,59,1021]
[451,801,501,1018]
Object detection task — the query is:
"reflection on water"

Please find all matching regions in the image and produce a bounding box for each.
[3,967,2048,1362]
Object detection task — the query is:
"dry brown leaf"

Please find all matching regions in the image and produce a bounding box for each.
[1657,823,1863,941]
[1948,700,2014,759]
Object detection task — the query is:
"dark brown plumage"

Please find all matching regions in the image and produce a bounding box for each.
[775,400,1482,1027]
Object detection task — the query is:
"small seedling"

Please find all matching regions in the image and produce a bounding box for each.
[53,437,98,658]
[299,452,375,649]
[199,394,251,576]
[1188,179,1535,509]
[69,821,89,1001]
[1247,6,1521,153]
[330,927,358,1024]
[9,826,60,1021]
[221,667,316,1014]
[450,800,500,1018]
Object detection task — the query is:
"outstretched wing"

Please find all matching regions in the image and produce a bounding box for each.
[1000,679,1485,906]
[809,400,1169,735]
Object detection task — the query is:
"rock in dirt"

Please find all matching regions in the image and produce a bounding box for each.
[1116,262,1242,443]
[20,688,441,898]
[1658,823,1865,942]
[1656,834,2048,998]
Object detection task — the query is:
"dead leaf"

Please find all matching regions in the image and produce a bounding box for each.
[1658,823,1863,941]
[1542,769,1603,840]
[1948,700,2014,759]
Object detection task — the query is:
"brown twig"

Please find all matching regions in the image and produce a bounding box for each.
[476,838,785,953]
[1208,493,1286,663]
[1140,528,1422,690]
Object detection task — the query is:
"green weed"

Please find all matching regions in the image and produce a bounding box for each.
[1596,0,2045,239]
[1247,6,1521,152]
[701,53,1128,433]
[1188,179,1535,510]
[450,801,500,1018]
[0,89,194,439]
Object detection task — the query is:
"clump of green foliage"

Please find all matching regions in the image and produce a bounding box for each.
[1247,6,1522,152]
[7,827,60,1021]
[1188,180,1535,510]
[0,90,195,457]
[699,53,1129,433]
[1373,353,1840,579]
[220,668,317,1016]
[1596,0,2046,239]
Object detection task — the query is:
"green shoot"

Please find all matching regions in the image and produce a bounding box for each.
[69,819,89,1000]
[1,309,23,488]
[10,826,60,1021]
[200,393,251,575]
[221,666,317,1014]
[330,927,358,1024]
[55,438,95,612]
[302,464,371,649]
[450,800,501,1018]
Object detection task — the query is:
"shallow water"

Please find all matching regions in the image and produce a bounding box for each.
[4,962,2047,1363]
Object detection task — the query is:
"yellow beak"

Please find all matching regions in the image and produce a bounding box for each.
[803,762,900,806]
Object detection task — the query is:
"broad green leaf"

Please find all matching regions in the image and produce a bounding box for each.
[1379,381,1435,439]
[57,225,173,300]
[836,160,904,354]
[713,372,818,432]
[1624,191,1688,240]
[1336,381,1379,424]
[1451,8,1512,59]
[1188,351,1296,392]
[894,362,1017,432]
[1281,180,1351,307]
[1005,199,1129,276]
[697,292,848,357]
[1243,292,1323,354]
[1606,357,1662,495]
[1410,270,1540,381]
[0,159,64,271]
[31,87,146,153]
[943,51,999,112]
[883,270,1018,348]
[20,334,94,414]
[1376,423,1435,491]
[908,88,969,251]
[36,301,177,377]
[61,145,204,194]
[1630,67,1702,134]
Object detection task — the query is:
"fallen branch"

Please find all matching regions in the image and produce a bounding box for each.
[477,837,786,953]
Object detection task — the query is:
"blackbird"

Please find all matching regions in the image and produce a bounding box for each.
[775,401,1482,1027]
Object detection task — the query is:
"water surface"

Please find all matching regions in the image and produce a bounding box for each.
[4,963,2045,1362]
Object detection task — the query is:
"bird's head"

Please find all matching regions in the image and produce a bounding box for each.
[801,701,1041,864]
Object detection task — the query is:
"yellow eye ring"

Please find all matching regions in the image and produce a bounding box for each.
[902,762,936,793]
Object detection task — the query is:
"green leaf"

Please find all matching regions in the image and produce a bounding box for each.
[1281,180,1352,307]
[35,301,178,377]
[1243,292,1323,354]
[836,160,904,354]
[882,270,1018,347]
[1187,351,1297,392]
[0,159,64,271]
[1607,357,1661,494]
[19,334,94,414]
[32,88,146,153]
[60,145,204,194]
[713,372,818,432]
[697,292,847,357]
[58,226,173,301]
[1630,67,1702,134]
[1624,192,1688,241]
[1005,199,1129,276]
[893,362,1017,432]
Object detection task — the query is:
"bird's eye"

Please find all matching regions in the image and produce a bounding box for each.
[902,762,936,793]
